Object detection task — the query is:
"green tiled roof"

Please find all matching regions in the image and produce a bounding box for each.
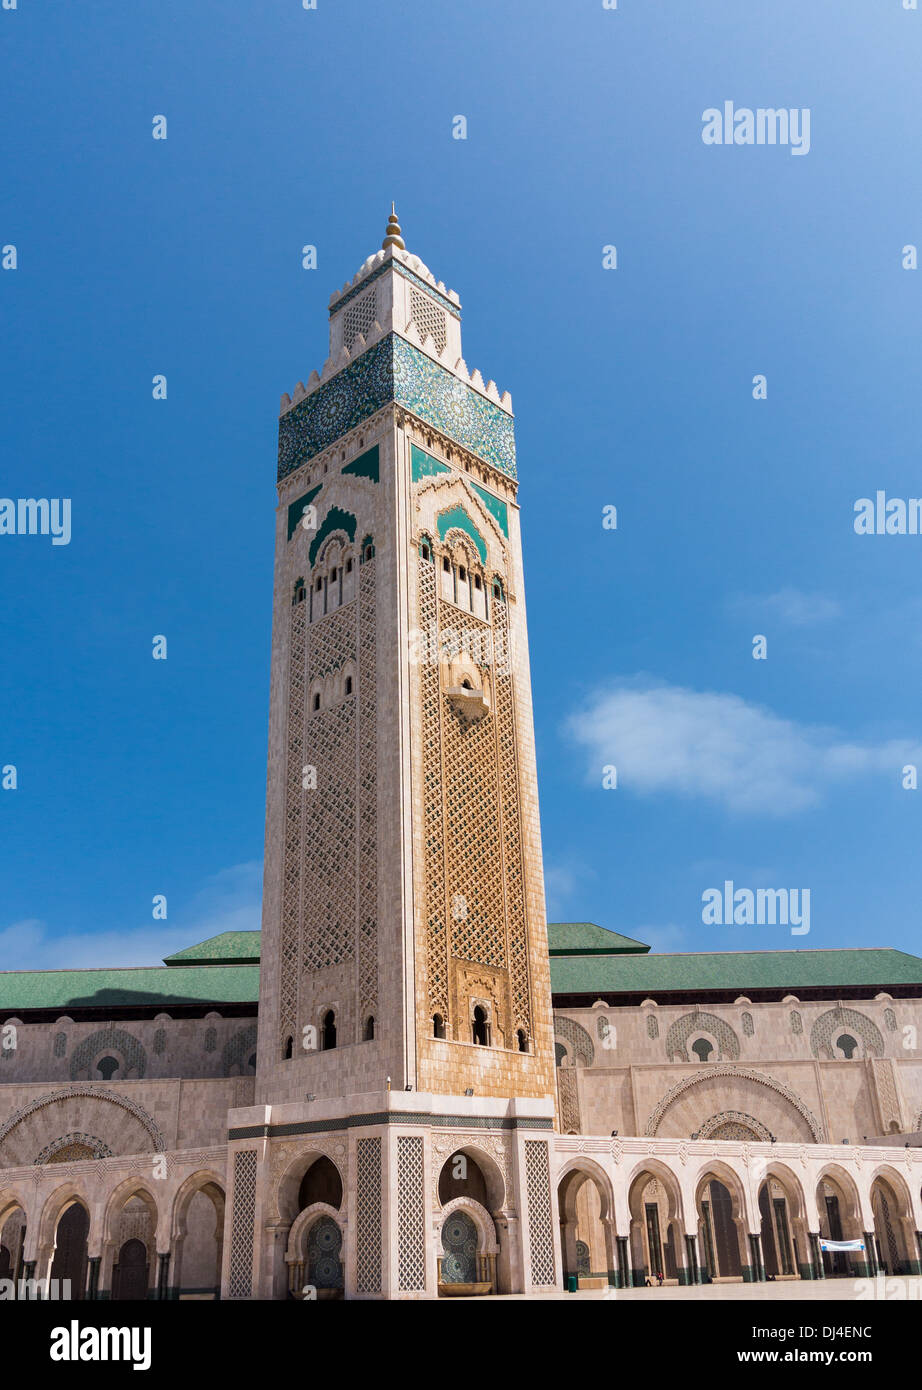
[550,948,922,997]
[0,964,260,1012]
[163,932,261,966]
[547,922,650,956]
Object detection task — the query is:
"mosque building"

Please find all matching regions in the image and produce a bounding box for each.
[2,213,921,1299]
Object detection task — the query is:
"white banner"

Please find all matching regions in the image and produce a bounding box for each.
[820,1238,865,1252]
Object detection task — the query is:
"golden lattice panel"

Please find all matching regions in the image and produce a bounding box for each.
[303,602,359,973]
[494,595,532,1036]
[357,562,378,1013]
[279,602,306,1050]
[419,560,449,1021]
[418,557,532,1039]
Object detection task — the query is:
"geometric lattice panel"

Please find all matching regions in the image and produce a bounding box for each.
[664,1012,740,1063]
[409,288,447,354]
[228,1150,258,1299]
[524,1140,556,1286]
[355,1137,382,1293]
[357,562,379,1016]
[810,1007,884,1060]
[303,603,358,974]
[396,1136,426,1292]
[343,287,377,348]
[419,553,532,1041]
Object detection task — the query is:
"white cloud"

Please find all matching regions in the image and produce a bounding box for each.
[566,680,922,815]
[0,862,263,971]
[730,588,841,626]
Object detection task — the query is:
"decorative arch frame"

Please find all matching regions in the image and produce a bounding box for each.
[813,1162,863,1228]
[273,1148,347,1225]
[68,1029,147,1081]
[691,1158,749,1221]
[643,1065,825,1142]
[37,1184,94,1250]
[35,1131,114,1164]
[556,1157,615,1224]
[435,1142,507,1214]
[664,1012,740,1062]
[755,1161,810,1224]
[625,1157,686,1225]
[285,1201,345,1264]
[810,1007,884,1060]
[102,1179,160,1249]
[0,1086,165,1154]
[170,1169,227,1243]
[867,1162,915,1214]
[553,1014,595,1068]
[692,1111,773,1143]
[439,1196,499,1256]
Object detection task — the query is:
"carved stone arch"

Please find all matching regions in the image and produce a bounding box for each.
[36,1131,113,1164]
[644,1066,825,1142]
[435,1142,506,1213]
[693,1111,773,1143]
[103,1179,159,1247]
[756,1162,809,1221]
[556,1158,615,1223]
[0,1187,32,1238]
[69,1028,147,1081]
[222,1022,258,1077]
[37,1182,94,1249]
[691,1157,748,1211]
[553,1014,595,1068]
[810,1007,884,1060]
[439,1196,499,1255]
[867,1162,914,1212]
[274,1147,346,1225]
[814,1162,862,1226]
[625,1157,685,1225]
[664,1012,740,1062]
[170,1169,226,1241]
[285,1201,345,1263]
[0,1086,165,1154]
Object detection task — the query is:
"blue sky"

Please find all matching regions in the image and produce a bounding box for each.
[1,0,920,968]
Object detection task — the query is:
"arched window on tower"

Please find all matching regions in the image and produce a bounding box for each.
[472,1006,490,1047]
[360,535,375,563]
[96,1055,120,1080]
[322,1011,337,1051]
[283,1036,293,1060]
[363,1016,375,1042]
[492,577,504,601]
[516,1029,529,1053]
[433,1014,446,1040]
[836,1033,859,1059]
[293,578,306,605]
[691,1038,713,1062]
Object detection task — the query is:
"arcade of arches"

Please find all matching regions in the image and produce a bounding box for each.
[554,1137,922,1288]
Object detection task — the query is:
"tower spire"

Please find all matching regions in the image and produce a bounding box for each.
[381,203,405,250]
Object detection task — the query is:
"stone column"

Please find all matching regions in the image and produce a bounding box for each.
[86,1257,100,1301]
[684,1234,700,1285]
[748,1233,765,1282]
[615,1235,630,1289]
[864,1232,877,1278]
[157,1252,170,1300]
[810,1233,825,1279]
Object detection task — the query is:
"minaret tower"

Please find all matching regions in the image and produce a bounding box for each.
[256,209,555,1104]
[227,214,561,1300]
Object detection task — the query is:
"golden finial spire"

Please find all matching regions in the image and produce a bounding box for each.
[382,203,405,250]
